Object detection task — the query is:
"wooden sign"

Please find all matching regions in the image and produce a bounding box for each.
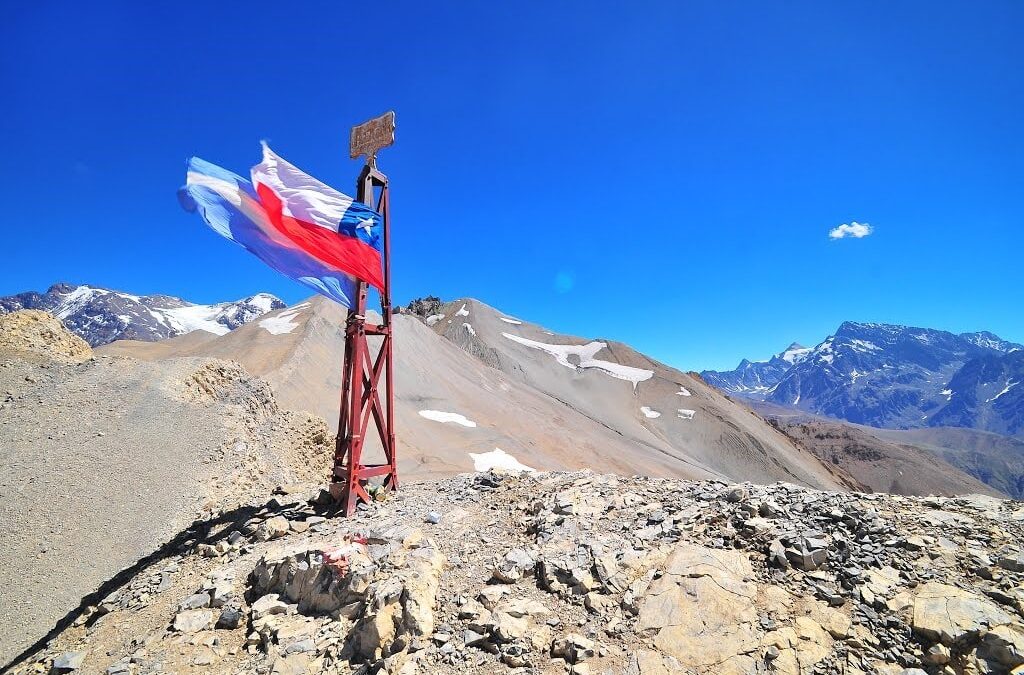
[349,111,396,161]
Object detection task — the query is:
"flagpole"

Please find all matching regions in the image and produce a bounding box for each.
[331,112,398,515]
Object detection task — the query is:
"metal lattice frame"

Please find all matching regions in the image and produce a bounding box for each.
[330,163,397,515]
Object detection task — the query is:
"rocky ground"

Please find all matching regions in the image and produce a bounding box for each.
[9,471,1024,675]
[0,310,92,363]
[0,312,332,666]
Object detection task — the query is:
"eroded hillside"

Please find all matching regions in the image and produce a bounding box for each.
[0,312,331,666]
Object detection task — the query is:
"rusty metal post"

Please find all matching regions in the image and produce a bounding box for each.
[331,112,398,514]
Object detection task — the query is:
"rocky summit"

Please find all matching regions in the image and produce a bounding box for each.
[11,471,1024,675]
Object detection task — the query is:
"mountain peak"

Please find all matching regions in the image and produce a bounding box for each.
[959,330,1022,354]
[778,342,812,365]
[834,321,905,337]
[46,281,79,295]
[0,283,282,347]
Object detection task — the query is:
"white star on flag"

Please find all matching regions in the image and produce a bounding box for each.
[357,217,375,236]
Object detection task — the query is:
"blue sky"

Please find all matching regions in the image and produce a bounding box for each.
[2,2,1022,371]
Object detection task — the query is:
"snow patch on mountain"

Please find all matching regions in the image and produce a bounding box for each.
[987,381,1018,403]
[160,304,233,335]
[780,344,812,364]
[260,304,308,335]
[849,339,881,353]
[501,333,654,390]
[419,410,477,428]
[469,448,534,472]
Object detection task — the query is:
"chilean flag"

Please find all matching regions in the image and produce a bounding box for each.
[179,144,383,309]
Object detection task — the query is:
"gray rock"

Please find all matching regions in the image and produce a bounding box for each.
[551,633,596,661]
[216,606,243,630]
[53,651,87,671]
[504,548,535,571]
[179,592,211,610]
[785,537,829,571]
[209,582,233,608]
[759,500,784,518]
[250,593,289,620]
[768,539,789,569]
[492,560,522,583]
[283,638,317,654]
[997,552,1024,573]
[723,486,749,503]
[255,515,290,542]
[463,628,487,646]
[172,609,213,633]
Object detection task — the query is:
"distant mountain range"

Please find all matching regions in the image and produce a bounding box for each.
[700,342,811,398]
[702,321,1023,437]
[0,283,283,346]
[5,284,1019,498]
[98,295,856,491]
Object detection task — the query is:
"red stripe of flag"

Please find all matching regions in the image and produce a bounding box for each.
[256,182,384,290]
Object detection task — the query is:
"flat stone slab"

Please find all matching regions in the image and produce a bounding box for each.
[639,543,759,673]
[912,582,1013,646]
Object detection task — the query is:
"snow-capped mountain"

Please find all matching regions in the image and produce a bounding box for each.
[702,322,1023,437]
[700,342,811,399]
[0,283,284,346]
[764,322,1022,433]
[929,349,1024,437]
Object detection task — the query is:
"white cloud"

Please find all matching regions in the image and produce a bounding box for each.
[829,221,872,239]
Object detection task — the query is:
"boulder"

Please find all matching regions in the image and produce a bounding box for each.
[216,607,244,630]
[250,594,289,620]
[477,585,508,609]
[998,552,1024,573]
[52,651,87,671]
[179,593,211,610]
[551,633,595,662]
[250,542,374,615]
[255,516,291,542]
[912,582,1014,646]
[173,609,214,633]
[977,622,1024,670]
[490,611,529,642]
[723,485,749,503]
[761,617,833,675]
[348,538,445,662]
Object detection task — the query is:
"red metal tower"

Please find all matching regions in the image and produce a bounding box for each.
[330,113,398,515]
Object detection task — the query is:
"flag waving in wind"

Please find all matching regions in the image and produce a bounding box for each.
[179,144,384,309]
